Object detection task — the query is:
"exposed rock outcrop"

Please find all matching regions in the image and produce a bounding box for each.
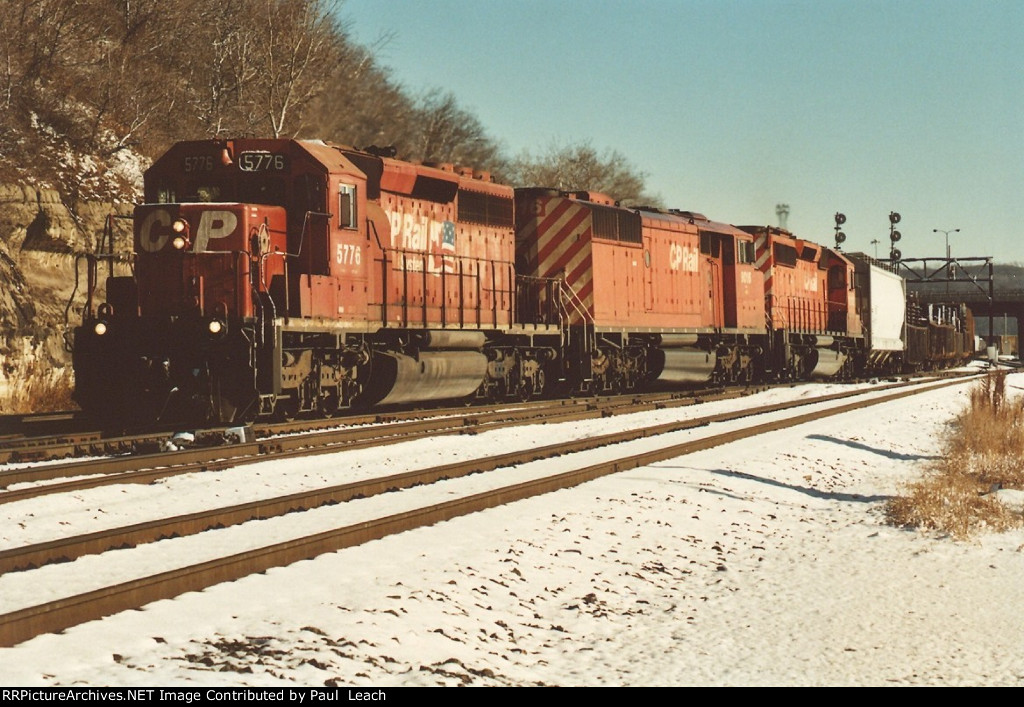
[0,184,132,411]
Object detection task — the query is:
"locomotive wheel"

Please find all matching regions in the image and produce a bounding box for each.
[319,396,339,419]
[613,375,627,395]
[274,396,299,422]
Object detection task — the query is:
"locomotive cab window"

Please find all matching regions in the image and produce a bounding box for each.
[239,177,284,206]
[798,245,818,262]
[699,232,721,257]
[737,241,755,264]
[339,184,357,229]
[155,186,176,204]
[773,243,798,267]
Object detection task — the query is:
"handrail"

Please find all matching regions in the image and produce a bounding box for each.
[556,278,594,352]
[373,246,516,328]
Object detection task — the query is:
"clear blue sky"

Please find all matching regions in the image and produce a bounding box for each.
[338,0,1023,263]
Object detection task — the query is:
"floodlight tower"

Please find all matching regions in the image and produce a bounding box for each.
[775,204,789,230]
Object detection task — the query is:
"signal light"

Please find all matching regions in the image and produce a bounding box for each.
[833,212,847,250]
[887,212,903,255]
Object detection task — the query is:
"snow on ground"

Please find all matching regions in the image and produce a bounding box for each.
[3,372,1024,686]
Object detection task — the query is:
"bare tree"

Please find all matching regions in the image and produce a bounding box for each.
[404,89,507,174]
[258,0,342,137]
[172,0,266,137]
[509,140,660,207]
[305,37,421,151]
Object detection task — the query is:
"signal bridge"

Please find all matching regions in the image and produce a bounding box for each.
[899,256,1024,343]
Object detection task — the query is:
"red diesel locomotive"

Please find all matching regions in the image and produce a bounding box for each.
[73,138,559,423]
[68,138,953,426]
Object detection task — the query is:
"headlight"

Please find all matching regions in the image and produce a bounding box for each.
[172,219,188,233]
[172,235,188,250]
[208,319,224,335]
[93,321,108,336]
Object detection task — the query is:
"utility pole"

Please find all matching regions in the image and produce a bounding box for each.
[933,227,960,296]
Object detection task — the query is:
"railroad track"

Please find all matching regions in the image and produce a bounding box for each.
[0,389,720,465]
[0,373,982,647]
[0,365,974,464]
[0,411,81,439]
[0,388,751,500]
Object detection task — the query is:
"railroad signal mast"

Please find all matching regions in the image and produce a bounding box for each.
[834,212,846,250]
[889,212,902,262]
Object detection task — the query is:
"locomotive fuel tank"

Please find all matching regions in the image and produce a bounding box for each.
[362,350,489,406]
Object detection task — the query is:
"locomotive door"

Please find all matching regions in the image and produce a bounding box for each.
[701,232,725,328]
[827,263,848,332]
[329,179,368,318]
[643,233,654,311]
[706,260,724,328]
[290,173,331,317]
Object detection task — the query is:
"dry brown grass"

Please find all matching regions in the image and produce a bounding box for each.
[886,370,1024,538]
[0,361,76,414]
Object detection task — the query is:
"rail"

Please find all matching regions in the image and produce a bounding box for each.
[0,373,981,647]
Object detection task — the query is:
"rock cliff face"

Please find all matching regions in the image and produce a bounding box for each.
[0,185,132,411]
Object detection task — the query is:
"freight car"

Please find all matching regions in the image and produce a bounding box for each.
[68,138,973,426]
[905,298,976,371]
[846,252,908,375]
